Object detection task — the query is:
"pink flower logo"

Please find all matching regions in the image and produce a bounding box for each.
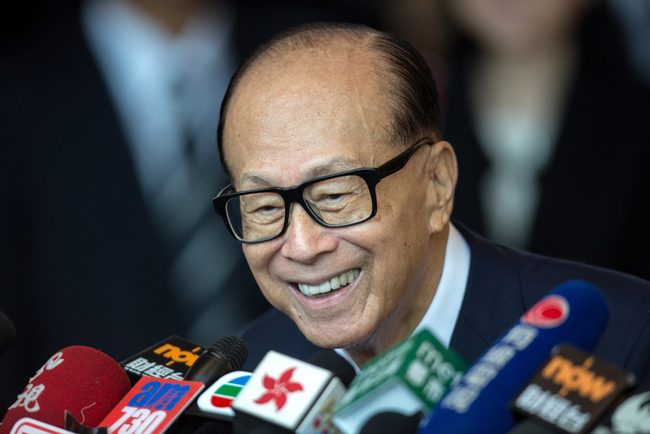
[254,367,304,411]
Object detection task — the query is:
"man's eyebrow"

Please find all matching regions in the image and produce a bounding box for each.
[239,157,362,190]
[306,158,362,179]
[239,175,274,189]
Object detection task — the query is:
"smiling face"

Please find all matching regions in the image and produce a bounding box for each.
[222,41,454,358]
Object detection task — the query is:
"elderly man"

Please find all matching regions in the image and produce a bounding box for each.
[212,23,650,384]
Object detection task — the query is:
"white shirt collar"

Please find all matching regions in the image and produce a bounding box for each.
[335,221,471,371]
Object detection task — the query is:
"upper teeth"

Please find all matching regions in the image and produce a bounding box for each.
[298,269,360,297]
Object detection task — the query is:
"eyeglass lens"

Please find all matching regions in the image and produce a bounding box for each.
[225,174,373,242]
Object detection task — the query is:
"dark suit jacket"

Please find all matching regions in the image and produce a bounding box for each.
[240,222,650,387]
[444,6,650,281]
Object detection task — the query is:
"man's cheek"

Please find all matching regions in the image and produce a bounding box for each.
[259,283,286,311]
[243,247,269,273]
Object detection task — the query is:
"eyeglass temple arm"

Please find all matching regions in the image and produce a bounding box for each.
[376,138,433,179]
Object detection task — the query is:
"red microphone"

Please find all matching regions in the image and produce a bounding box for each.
[0,346,131,433]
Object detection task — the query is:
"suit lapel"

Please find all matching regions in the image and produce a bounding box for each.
[450,222,527,364]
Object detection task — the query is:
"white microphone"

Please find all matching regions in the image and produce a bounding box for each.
[231,351,347,433]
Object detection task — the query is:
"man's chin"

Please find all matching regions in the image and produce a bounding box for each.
[298,322,371,350]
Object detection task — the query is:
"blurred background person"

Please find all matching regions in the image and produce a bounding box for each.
[438,0,650,280]
[375,0,455,108]
[0,0,377,400]
[608,0,650,86]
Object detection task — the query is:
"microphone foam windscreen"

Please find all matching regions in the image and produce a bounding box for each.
[212,335,248,370]
[0,346,131,433]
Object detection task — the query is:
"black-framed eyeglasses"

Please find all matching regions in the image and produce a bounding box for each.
[213,138,434,243]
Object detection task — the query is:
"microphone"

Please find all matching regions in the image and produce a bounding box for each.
[588,384,650,434]
[332,328,467,434]
[0,346,131,434]
[137,335,249,434]
[505,419,561,434]
[419,280,610,434]
[101,377,205,434]
[171,336,249,432]
[231,350,350,434]
[98,377,205,434]
[191,371,252,421]
[190,420,234,434]
[358,411,424,434]
[183,352,340,426]
[307,350,356,389]
[184,336,248,385]
[172,370,252,434]
[4,417,106,434]
[0,311,16,356]
[510,343,632,434]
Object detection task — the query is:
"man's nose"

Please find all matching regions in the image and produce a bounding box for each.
[280,204,337,263]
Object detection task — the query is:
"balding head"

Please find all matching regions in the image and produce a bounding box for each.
[217,22,441,180]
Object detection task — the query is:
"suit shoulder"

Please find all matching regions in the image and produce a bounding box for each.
[509,245,650,310]
[507,245,650,376]
[457,221,650,378]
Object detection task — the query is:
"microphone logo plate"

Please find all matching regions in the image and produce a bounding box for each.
[232,351,334,430]
[196,371,252,419]
[100,377,204,434]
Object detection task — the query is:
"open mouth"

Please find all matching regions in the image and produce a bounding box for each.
[297,269,360,298]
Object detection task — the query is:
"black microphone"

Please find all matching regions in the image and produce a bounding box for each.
[189,419,233,434]
[153,336,249,434]
[506,419,561,434]
[358,411,424,434]
[0,310,16,356]
[307,350,356,388]
[184,335,249,386]
[111,335,248,434]
[172,336,249,434]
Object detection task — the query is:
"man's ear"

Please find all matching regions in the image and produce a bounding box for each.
[424,141,458,234]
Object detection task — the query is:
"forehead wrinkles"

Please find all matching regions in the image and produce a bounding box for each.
[224,44,394,170]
